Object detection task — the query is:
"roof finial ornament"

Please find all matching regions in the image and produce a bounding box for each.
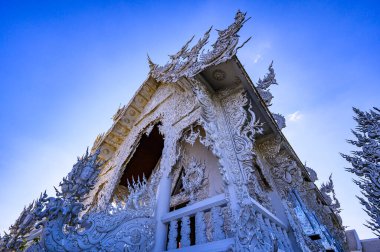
[169,35,195,60]
[320,174,341,214]
[147,54,156,71]
[148,10,251,83]
[256,60,277,105]
[256,61,286,130]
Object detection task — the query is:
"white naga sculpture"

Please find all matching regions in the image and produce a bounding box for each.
[1,11,348,252]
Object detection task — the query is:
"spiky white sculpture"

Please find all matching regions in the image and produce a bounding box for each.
[341,107,380,237]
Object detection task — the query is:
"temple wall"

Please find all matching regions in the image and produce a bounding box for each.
[181,139,224,198]
[83,76,346,251]
[85,80,201,211]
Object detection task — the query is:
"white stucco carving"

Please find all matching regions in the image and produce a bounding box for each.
[0,10,348,252]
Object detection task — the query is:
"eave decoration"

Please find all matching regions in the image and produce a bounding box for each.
[148,10,251,83]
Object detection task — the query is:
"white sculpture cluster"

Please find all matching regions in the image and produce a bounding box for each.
[148,10,251,83]
[0,10,350,252]
[0,149,156,251]
[341,107,380,237]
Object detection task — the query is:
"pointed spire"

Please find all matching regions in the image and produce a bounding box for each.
[149,10,251,83]
[147,54,156,71]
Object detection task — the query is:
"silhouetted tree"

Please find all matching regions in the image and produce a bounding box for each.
[341,107,380,237]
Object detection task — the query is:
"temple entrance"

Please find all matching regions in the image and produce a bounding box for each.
[165,126,228,249]
[113,124,164,201]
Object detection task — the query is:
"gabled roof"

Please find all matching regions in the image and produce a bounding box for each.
[90,76,159,161]
[90,10,333,205]
[91,10,252,162]
[148,10,251,83]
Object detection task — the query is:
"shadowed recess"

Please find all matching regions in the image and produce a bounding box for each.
[119,124,164,187]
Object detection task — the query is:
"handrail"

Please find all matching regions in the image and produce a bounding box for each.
[162,194,227,223]
[162,193,287,229]
[250,197,288,229]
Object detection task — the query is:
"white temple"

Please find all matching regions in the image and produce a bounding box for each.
[1,11,354,252]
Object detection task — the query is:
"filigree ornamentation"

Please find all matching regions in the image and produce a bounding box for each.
[211,206,225,241]
[320,174,341,214]
[183,125,201,146]
[300,187,347,251]
[212,69,226,81]
[273,152,301,185]
[170,145,210,207]
[181,155,208,204]
[258,135,282,159]
[0,150,156,252]
[260,145,303,198]
[272,113,286,130]
[195,211,207,244]
[89,82,198,212]
[235,202,272,251]
[181,216,191,247]
[220,89,271,207]
[92,132,105,152]
[113,104,127,121]
[305,164,318,182]
[256,61,277,106]
[255,62,286,130]
[116,172,159,216]
[289,190,344,252]
[167,220,178,250]
[258,135,345,249]
[148,11,251,83]
[2,10,352,252]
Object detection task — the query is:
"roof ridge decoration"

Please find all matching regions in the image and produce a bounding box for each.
[256,61,286,130]
[256,61,277,106]
[320,174,342,214]
[148,10,251,83]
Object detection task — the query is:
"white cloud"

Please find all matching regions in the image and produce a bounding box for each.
[287,111,303,122]
[253,54,262,63]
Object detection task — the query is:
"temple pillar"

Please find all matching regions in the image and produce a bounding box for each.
[153,170,173,251]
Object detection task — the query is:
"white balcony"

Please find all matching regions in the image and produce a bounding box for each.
[161,194,292,252]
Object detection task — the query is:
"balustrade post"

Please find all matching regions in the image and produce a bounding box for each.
[257,212,272,246]
[181,216,191,247]
[284,228,293,250]
[264,217,273,235]
[211,206,225,241]
[195,211,207,245]
[167,220,178,250]
[271,222,285,251]
[277,226,291,250]
[153,174,173,251]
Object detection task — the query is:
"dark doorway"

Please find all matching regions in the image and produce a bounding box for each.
[119,124,164,187]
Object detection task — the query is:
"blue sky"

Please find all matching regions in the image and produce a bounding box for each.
[0,0,379,239]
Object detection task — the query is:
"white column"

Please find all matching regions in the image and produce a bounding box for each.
[181,216,191,247]
[195,211,207,244]
[153,173,173,251]
[211,206,225,241]
[167,220,178,250]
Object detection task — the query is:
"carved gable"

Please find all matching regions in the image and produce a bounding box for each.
[1,11,348,252]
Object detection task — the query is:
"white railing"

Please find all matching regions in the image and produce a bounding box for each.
[162,194,293,252]
[249,198,293,251]
[162,194,232,251]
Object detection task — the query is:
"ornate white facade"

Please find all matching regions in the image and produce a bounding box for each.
[0,11,348,252]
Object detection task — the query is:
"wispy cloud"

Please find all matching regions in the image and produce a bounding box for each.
[253,54,262,63]
[287,111,303,122]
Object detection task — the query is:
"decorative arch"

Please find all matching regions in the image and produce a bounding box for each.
[113,122,164,202]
